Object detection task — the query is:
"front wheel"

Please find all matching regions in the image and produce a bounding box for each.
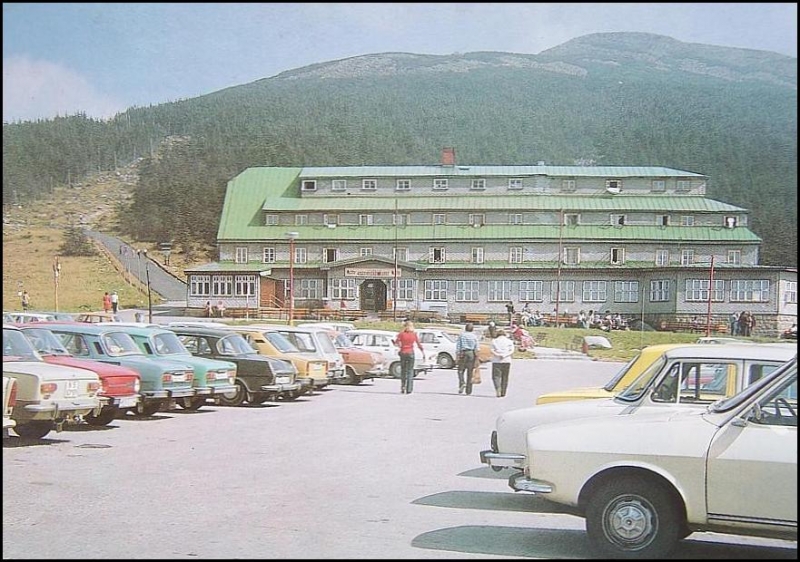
[437,352,455,369]
[389,362,402,378]
[15,421,53,439]
[346,366,362,385]
[585,476,682,559]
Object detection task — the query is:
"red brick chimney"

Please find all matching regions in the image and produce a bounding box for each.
[441,147,456,166]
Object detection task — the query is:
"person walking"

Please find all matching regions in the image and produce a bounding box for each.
[729,311,739,336]
[110,291,119,314]
[102,292,112,313]
[490,328,515,397]
[394,320,424,394]
[21,291,30,311]
[455,322,480,395]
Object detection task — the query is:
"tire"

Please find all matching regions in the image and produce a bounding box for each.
[133,401,162,417]
[389,362,402,378]
[218,381,247,407]
[346,366,361,385]
[280,391,299,401]
[86,407,118,426]
[585,475,682,559]
[437,352,455,369]
[15,421,53,439]
[248,391,269,405]
[177,397,205,411]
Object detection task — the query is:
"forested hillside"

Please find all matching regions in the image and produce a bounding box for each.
[3,32,796,266]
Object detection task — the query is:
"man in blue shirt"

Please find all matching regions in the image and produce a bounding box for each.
[455,323,479,395]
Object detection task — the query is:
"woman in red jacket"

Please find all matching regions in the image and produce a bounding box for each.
[394,320,424,394]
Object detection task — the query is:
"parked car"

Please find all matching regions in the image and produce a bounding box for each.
[345,329,437,378]
[507,356,797,558]
[3,375,18,433]
[481,343,796,473]
[415,328,460,369]
[46,323,195,416]
[168,325,301,405]
[229,326,330,392]
[3,325,102,439]
[7,311,74,323]
[535,343,689,405]
[75,311,122,323]
[19,324,141,426]
[297,321,356,334]
[327,330,386,384]
[117,325,237,410]
[248,325,346,384]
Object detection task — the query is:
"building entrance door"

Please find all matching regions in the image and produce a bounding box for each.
[360,279,387,312]
[260,278,284,308]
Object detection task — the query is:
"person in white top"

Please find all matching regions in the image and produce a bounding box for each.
[490,329,516,397]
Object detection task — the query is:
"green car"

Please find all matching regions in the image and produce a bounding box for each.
[119,326,238,410]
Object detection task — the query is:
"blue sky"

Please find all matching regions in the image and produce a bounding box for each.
[3,3,797,123]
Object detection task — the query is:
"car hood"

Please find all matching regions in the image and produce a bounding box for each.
[2,360,98,381]
[535,386,614,404]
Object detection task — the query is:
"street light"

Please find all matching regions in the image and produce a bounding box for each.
[143,249,153,323]
[285,232,299,325]
[53,256,61,312]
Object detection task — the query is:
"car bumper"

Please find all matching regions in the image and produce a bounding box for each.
[260,382,302,393]
[479,449,527,470]
[507,472,554,494]
[205,384,238,395]
[106,395,140,409]
[21,398,101,420]
[165,388,195,399]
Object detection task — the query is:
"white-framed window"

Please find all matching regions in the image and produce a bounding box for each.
[681,249,694,266]
[235,275,257,297]
[432,213,446,225]
[563,247,580,265]
[564,213,580,226]
[301,180,317,192]
[424,280,448,301]
[615,281,639,303]
[391,278,415,300]
[331,179,347,191]
[469,213,484,227]
[360,247,373,257]
[561,179,576,192]
[392,213,409,226]
[362,179,377,191]
[396,179,410,191]
[611,213,627,226]
[508,213,523,225]
[330,278,357,300]
[651,180,666,192]
[470,178,486,191]
[487,280,512,302]
[785,281,797,304]
[429,247,446,264]
[323,248,338,263]
[393,247,408,262]
[471,247,484,264]
[293,247,307,264]
[650,280,670,302]
[610,247,625,265]
[550,280,575,303]
[659,215,670,226]
[685,279,725,302]
[359,214,373,226]
[724,216,738,228]
[262,247,276,263]
[730,280,770,302]
[299,279,320,299]
[509,246,523,264]
[295,214,308,226]
[323,213,338,226]
[433,178,448,190]
[655,249,669,266]
[190,275,211,297]
[519,280,544,302]
[508,178,523,190]
[455,281,480,302]
[676,180,691,192]
[605,179,623,191]
[212,275,234,297]
[265,214,278,225]
[727,250,741,265]
[582,281,607,302]
[681,215,694,226]
[235,247,248,264]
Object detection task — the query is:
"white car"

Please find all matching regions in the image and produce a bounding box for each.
[415,328,460,369]
[481,343,796,472]
[345,329,436,378]
[507,356,797,558]
[2,375,18,432]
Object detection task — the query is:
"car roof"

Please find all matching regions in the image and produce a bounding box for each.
[166,326,234,337]
[660,342,796,361]
[41,323,130,335]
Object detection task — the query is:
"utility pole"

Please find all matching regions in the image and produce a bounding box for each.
[705,255,716,337]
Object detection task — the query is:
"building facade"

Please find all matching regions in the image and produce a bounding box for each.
[186,149,797,334]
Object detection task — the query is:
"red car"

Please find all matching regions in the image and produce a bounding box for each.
[18,324,141,426]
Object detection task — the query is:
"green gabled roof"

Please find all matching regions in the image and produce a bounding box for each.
[220,224,760,243]
[298,165,706,178]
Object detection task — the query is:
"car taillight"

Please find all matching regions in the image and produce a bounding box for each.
[162,373,172,383]
[40,382,58,397]
[8,381,17,407]
[133,379,141,392]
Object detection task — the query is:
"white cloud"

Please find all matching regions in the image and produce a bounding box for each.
[2,55,125,123]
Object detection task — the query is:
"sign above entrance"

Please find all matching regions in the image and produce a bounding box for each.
[345,267,401,278]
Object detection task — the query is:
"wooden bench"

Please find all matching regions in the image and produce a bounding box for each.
[461,313,490,324]
[659,321,729,334]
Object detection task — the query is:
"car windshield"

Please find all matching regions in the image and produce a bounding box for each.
[151,332,190,355]
[439,331,457,343]
[314,332,337,354]
[602,355,641,392]
[264,332,300,353]
[281,331,317,353]
[709,357,797,413]
[3,328,43,362]
[101,332,143,356]
[21,327,72,356]
[614,355,668,402]
[333,333,355,348]
[219,334,256,355]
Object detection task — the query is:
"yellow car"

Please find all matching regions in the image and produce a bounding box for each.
[535,343,687,404]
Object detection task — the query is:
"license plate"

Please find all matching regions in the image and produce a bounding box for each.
[118,396,138,408]
[65,380,79,398]
[172,374,186,383]
[276,376,291,384]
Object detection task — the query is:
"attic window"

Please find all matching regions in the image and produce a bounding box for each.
[470,179,486,191]
[605,179,623,192]
[362,179,377,191]
[332,180,347,191]
[508,178,523,190]
[301,180,317,192]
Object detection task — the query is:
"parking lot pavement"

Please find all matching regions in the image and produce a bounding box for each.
[4,359,797,559]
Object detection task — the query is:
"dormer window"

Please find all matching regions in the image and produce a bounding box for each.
[301,180,317,192]
[611,214,626,226]
[332,180,347,191]
[362,179,377,191]
[651,180,666,192]
[676,180,691,192]
[605,179,623,193]
[561,179,576,192]
[433,178,448,190]
[508,178,523,190]
[470,178,486,191]
[396,179,410,191]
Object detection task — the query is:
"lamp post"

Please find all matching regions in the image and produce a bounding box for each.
[53,256,61,312]
[142,249,153,323]
[705,255,715,338]
[285,232,299,325]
